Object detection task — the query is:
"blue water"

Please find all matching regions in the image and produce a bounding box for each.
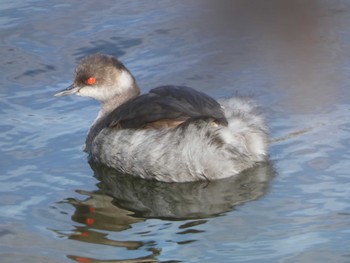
[1,1,350,262]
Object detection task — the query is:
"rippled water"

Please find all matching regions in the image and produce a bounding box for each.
[1,1,350,262]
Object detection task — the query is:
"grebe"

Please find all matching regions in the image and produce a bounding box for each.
[55,54,268,182]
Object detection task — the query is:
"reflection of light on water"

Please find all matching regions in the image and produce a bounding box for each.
[230,232,328,262]
[2,195,47,219]
[272,104,350,158]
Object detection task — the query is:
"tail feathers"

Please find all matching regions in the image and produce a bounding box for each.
[219,96,269,160]
[219,96,267,133]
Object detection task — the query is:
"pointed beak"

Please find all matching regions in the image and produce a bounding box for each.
[54,83,80,97]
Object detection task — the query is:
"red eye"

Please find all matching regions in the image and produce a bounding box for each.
[86,77,96,85]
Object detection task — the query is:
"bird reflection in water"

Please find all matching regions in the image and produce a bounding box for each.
[66,160,275,224]
[89,160,275,219]
[58,161,274,263]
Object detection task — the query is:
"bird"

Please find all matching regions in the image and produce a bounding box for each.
[55,53,268,182]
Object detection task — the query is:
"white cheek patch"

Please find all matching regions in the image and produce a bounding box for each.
[117,70,134,94]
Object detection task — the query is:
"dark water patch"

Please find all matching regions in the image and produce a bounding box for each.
[72,37,143,61]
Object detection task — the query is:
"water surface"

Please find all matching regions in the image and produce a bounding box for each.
[1,1,350,262]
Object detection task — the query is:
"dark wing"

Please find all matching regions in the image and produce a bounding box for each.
[107,85,228,129]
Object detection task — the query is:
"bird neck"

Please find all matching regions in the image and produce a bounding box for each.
[85,82,140,153]
[95,82,140,125]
